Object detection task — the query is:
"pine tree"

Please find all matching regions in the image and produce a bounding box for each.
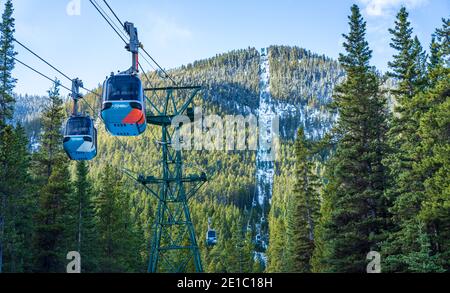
[411,36,428,92]
[32,82,72,272]
[384,8,427,198]
[68,161,99,272]
[0,0,17,273]
[435,18,449,67]
[428,37,441,73]
[401,222,445,273]
[387,7,421,99]
[285,128,320,273]
[381,8,438,273]
[34,162,72,272]
[0,125,35,272]
[95,165,141,272]
[266,210,287,272]
[11,125,35,272]
[314,5,388,272]
[311,182,333,273]
[241,230,255,273]
[412,23,450,270]
[0,0,16,128]
[31,81,66,182]
[231,216,254,273]
[266,172,290,273]
[429,18,449,82]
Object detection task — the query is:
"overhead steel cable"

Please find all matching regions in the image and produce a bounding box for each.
[100,0,160,84]
[14,38,102,98]
[139,52,158,74]
[100,0,178,86]
[140,47,178,86]
[14,38,72,83]
[103,0,124,27]
[88,0,128,45]
[93,0,129,42]
[90,0,160,88]
[14,57,72,92]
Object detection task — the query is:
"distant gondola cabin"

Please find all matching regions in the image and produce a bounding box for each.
[63,116,97,161]
[206,229,217,246]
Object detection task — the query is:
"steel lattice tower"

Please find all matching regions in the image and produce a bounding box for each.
[125,86,206,273]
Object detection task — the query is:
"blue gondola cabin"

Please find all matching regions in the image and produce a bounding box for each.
[63,116,97,161]
[101,74,146,136]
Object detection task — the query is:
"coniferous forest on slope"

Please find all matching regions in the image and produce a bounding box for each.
[0,1,449,273]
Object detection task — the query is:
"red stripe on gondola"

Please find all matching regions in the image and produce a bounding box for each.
[122,109,143,124]
[137,113,145,125]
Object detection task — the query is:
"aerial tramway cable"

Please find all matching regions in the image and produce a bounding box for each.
[89,0,128,45]
[96,0,178,86]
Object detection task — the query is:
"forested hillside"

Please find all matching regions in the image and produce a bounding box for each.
[1,0,448,274]
[6,43,341,272]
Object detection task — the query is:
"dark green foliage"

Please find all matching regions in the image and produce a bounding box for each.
[435,18,449,67]
[0,125,34,272]
[34,161,72,272]
[289,128,320,272]
[269,46,345,105]
[31,82,66,181]
[387,7,423,99]
[313,5,388,273]
[400,222,445,272]
[0,0,16,128]
[381,12,449,273]
[0,0,30,273]
[67,161,99,272]
[267,128,320,273]
[94,165,143,272]
[410,39,449,270]
[31,83,73,272]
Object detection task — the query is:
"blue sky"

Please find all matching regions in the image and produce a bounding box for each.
[9,0,449,96]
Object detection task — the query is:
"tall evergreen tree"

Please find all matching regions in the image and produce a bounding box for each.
[387,7,422,99]
[384,8,427,200]
[266,205,287,273]
[381,8,436,272]
[95,165,141,272]
[411,21,450,270]
[0,0,16,128]
[429,37,441,73]
[314,5,388,272]
[68,161,99,272]
[435,18,449,67]
[311,182,333,273]
[285,128,320,273]
[32,82,72,272]
[0,0,17,273]
[31,81,66,182]
[427,19,449,90]
[400,222,446,272]
[34,162,72,272]
[411,36,428,92]
[0,125,35,273]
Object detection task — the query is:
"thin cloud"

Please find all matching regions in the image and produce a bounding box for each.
[359,0,429,17]
[145,14,193,47]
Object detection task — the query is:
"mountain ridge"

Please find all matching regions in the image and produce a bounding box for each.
[14,45,344,144]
